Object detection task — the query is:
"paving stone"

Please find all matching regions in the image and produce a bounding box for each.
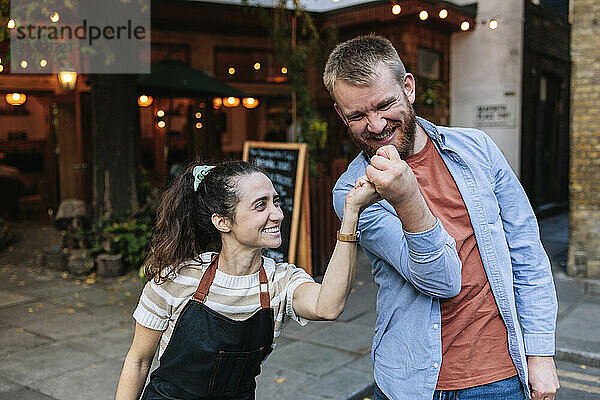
[557,336,600,356]
[29,357,123,400]
[0,289,35,307]
[555,275,587,317]
[558,317,600,343]
[272,390,325,400]
[562,301,600,322]
[351,310,377,328]
[256,362,311,398]
[346,354,374,375]
[65,325,134,360]
[0,387,58,400]
[303,321,373,354]
[0,326,52,357]
[0,297,75,325]
[17,309,120,340]
[273,335,294,350]
[280,318,330,340]
[302,366,374,399]
[337,284,377,322]
[89,303,138,325]
[12,281,80,300]
[0,342,101,384]
[264,342,355,377]
[0,377,21,392]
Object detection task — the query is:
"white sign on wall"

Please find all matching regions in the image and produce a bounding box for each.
[474,103,516,127]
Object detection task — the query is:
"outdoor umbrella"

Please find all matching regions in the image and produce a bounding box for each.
[137,59,246,98]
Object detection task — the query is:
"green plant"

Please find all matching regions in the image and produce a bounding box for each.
[64,209,155,274]
[417,78,445,108]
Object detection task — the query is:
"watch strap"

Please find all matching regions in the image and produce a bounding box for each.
[336,230,360,242]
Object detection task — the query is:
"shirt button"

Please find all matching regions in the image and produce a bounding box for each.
[433,324,439,330]
[433,362,439,369]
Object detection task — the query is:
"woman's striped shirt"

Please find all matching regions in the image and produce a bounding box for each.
[132,252,314,358]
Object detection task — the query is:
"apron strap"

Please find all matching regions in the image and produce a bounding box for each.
[193,254,219,303]
[194,254,271,309]
[258,264,270,309]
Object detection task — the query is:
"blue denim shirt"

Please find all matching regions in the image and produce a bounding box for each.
[333,117,557,400]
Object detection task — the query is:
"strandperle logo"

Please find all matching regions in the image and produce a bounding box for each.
[10,0,150,74]
[14,20,147,46]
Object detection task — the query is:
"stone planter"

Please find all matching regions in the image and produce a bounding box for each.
[96,253,123,277]
[68,249,95,276]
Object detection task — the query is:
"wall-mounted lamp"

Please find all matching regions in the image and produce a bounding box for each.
[58,70,78,91]
[6,93,27,106]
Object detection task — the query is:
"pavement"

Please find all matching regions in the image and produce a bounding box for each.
[0,213,599,400]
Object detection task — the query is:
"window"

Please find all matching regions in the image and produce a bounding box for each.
[417,48,441,80]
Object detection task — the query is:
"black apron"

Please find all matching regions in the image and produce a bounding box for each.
[141,255,274,399]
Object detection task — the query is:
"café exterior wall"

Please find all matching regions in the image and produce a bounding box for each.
[450,0,524,175]
[568,0,600,278]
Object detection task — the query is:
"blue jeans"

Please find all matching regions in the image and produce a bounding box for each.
[374,375,526,400]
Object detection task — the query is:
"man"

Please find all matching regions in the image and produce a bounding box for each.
[325,35,559,400]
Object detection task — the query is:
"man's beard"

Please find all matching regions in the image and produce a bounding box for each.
[350,100,417,160]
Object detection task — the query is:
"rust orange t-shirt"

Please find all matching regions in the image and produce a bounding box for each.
[405,136,517,390]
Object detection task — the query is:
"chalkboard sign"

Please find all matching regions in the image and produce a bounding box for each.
[242,141,311,272]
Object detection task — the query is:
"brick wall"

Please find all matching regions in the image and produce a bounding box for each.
[568,0,600,278]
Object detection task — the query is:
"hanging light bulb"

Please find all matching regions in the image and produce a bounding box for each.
[439,9,448,19]
[419,10,429,20]
[391,4,401,15]
[138,95,154,107]
[223,97,240,107]
[242,97,259,109]
[489,19,498,29]
[461,21,470,30]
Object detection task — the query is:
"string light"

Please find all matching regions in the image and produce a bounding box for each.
[195,122,203,129]
[7,19,15,29]
[489,19,498,29]
[242,97,259,109]
[157,121,166,128]
[461,21,470,31]
[224,97,240,107]
[213,97,222,109]
[281,67,288,74]
[195,112,202,118]
[50,12,60,23]
[157,110,165,117]
[254,62,261,70]
[391,4,401,15]
[138,95,153,107]
[228,67,235,75]
[21,61,28,69]
[419,10,429,20]
[40,59,47,67]
[0,65,3,73]
[439,9,448,19]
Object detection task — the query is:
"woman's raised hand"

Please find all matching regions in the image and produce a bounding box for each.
[344,176,381,214]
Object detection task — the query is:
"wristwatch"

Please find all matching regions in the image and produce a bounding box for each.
[336,230,361,242]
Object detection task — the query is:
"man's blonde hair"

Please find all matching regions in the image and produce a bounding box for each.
[323,34,407,101]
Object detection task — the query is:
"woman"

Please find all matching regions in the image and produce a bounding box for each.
[116,161,379,399]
